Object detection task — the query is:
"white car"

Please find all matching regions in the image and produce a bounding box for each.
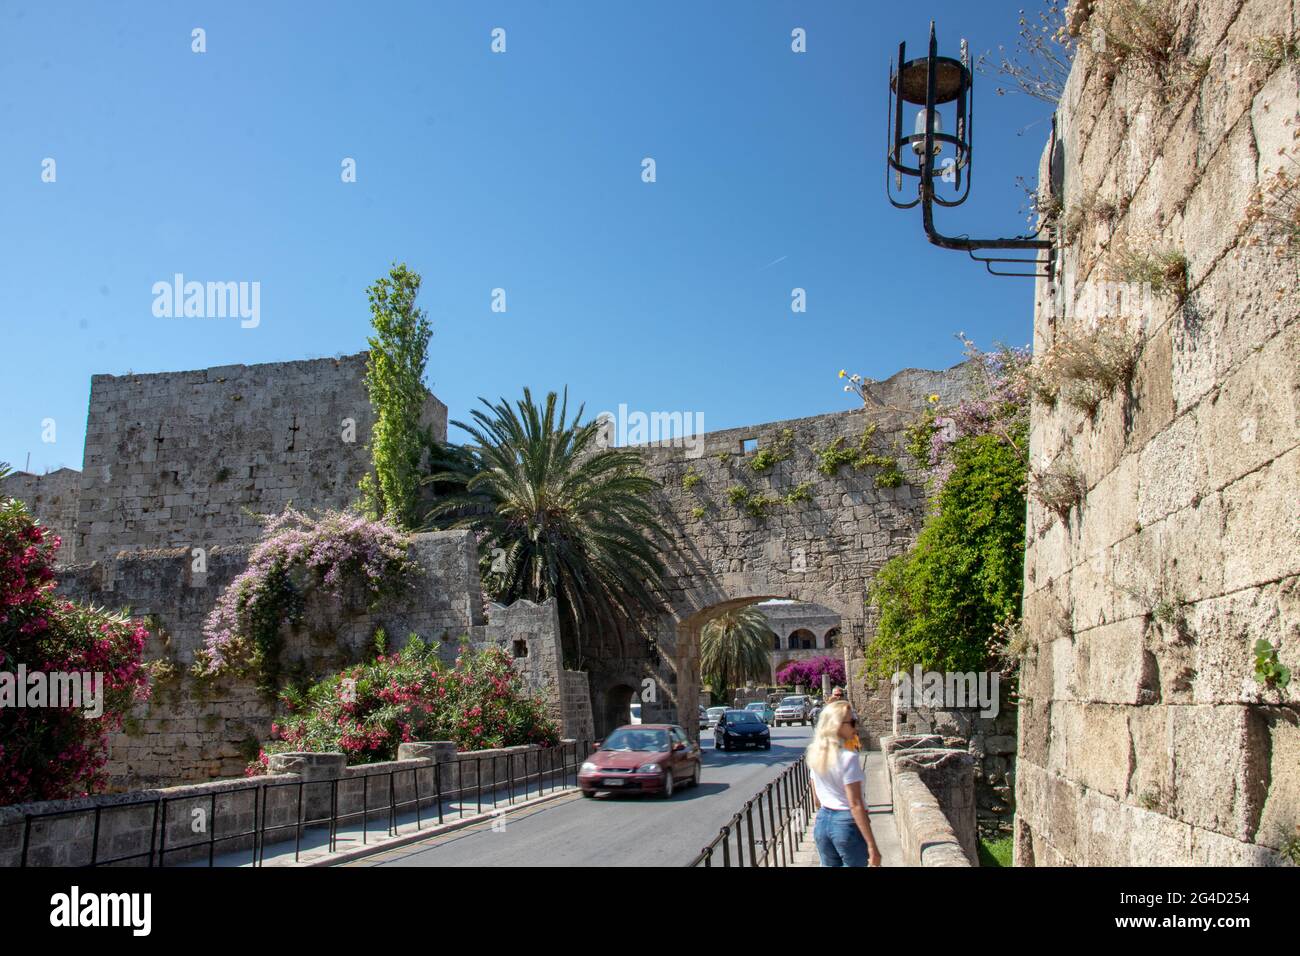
[705,706,727,728]
[774,695,811,726]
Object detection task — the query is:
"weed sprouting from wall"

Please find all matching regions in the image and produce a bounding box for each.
[1108,243,1189,304]
[1249,33,1300,67]
[1240,154,1300,260]
[1029,464,1086,522]
[1028,316,1143,416]
[976,1,1077,104]
[1092,0,1210,98]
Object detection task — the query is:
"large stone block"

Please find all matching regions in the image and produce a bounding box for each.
[1220,446,1300,594]
[1055,701,1133,799]
[1168,704,1269,840]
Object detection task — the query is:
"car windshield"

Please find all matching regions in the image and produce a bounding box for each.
[745,703,764,710]
[601,729,669,752]
[726,711,761,724]
[708,708,725,715]
[780,697,804,706]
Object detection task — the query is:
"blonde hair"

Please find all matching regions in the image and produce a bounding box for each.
[805,700,853,777]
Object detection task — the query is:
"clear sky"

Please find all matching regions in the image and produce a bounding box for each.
[1,0,1059,473]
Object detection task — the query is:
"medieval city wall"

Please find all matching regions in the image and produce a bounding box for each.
[74,352,446,564]
[1016,0,1299,865]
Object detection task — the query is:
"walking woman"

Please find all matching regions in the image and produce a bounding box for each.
[806,700,882,867]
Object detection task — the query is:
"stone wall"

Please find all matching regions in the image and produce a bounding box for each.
[0,468,81,563]
[73,352,447,564]
[881,734,977,866]
[625,361,972,742]
[892,682,1019,837]
[0,739,578,867]
[47,531,594,792]
[1016,0,1299,866]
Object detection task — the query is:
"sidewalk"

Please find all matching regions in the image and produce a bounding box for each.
[790,750,902,867]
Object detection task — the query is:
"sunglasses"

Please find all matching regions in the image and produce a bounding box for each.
[841,717,857,728]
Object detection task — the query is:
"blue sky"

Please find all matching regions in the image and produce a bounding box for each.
[0,1,1058,472]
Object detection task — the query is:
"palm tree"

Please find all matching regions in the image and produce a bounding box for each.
[424,389,671,667]
[700,606,774,702]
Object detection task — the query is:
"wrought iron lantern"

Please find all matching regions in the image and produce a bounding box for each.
[887,22,1054,279]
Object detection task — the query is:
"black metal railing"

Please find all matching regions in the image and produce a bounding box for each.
[688,756,813,867]
[15,740,588,867]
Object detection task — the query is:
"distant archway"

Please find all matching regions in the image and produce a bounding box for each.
[789,628,816,650]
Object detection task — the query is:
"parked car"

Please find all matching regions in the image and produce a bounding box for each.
[714,709,772,750]
[698,706,710,730]
[774,695,812,726]
[578,725,701,798]
[705,706,727,728]
[744,701,775,725]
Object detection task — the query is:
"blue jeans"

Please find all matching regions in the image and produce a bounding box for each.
[814,808,868,867]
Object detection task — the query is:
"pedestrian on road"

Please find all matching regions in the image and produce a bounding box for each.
[806,700,882,867]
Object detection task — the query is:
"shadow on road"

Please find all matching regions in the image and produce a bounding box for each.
[586,781,729,803]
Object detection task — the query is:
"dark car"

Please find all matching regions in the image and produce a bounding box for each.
[714,709,772,751]
[578,724,702,798]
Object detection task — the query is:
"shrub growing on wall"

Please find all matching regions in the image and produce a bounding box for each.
[193,508,416,692]
[0,473,152,804]
[866,430,1028,678]
[861,337,1031,679]
[247,640,560,772]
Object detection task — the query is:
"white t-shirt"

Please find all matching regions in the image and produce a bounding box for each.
[811,748,865,811]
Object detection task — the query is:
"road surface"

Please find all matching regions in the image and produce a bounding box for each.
[349,723,815,867]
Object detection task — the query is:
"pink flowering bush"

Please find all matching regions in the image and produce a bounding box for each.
[193,508,416,692]
[246,640,559,773]
[776,656,845,690]
[902,334,1032,490]
[0,477,151,804]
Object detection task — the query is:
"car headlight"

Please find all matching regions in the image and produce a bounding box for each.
[580,762,598,772]
[637,763,661,773]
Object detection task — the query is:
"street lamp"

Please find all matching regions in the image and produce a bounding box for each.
[886,22,1055,280]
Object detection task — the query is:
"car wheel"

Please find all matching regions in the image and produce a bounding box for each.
[715,736,722,749]
[690,762,701,787]
[661,770,675,799]
[764,741,771,750]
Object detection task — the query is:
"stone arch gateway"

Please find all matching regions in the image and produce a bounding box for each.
[580,365,969,740]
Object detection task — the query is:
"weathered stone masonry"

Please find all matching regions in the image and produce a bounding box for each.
[623,365,971,743]
[74,352,446,564]
[1016,0,1299,866]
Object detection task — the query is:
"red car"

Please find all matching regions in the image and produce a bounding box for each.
[579,724,702,798]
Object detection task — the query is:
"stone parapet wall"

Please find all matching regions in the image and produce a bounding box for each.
[1017,0,1299,866]
[881,735,976,866]
[892,683,1018,837]
[0,740,578,867]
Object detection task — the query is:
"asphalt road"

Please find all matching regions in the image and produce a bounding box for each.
[353,722,815,867]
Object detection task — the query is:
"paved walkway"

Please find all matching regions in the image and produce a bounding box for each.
[790,750,903,867]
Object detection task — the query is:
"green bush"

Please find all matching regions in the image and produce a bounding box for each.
[865,430,1027,678]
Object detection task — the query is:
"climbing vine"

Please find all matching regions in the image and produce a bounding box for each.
[814,423,906,488]
[193,508,417,693]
